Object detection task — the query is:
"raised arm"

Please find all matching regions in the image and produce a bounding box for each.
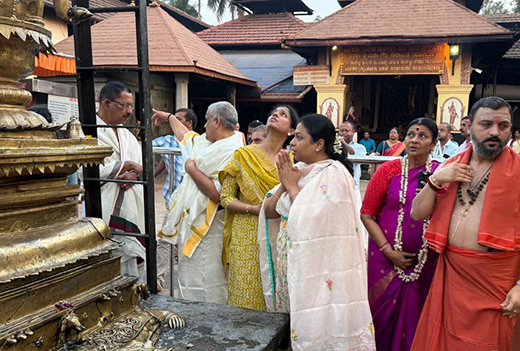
[152,109,190,141]
[410,157,474,221]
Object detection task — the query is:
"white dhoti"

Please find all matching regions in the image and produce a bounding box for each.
[158,131,243,303]
[177,210,227,303]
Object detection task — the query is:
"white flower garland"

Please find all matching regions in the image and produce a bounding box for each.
[393,155,431,283]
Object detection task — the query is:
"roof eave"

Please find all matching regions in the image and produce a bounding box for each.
[149,65,258,87]
[285,33,514,47]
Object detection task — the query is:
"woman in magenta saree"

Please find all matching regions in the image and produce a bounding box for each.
[361,118,440,351]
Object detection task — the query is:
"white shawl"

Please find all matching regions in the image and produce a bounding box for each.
[158,131,244,258]
[94,116,146,277]
[259,160,375,351]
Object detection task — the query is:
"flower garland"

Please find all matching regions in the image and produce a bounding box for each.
[393,155,431,283]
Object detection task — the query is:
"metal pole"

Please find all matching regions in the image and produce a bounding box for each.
[135,0,158,293]
[73,0,102,219]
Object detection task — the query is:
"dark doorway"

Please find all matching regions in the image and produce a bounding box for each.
[378,76,436,132]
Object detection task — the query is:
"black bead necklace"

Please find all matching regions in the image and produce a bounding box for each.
[456,165,492,209]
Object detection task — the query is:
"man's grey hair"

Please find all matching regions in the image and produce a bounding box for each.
[207,101,238,131]
[439,122,452,133]
[252,124,268,138]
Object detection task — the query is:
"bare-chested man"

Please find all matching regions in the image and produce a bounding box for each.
[410,96,520,351]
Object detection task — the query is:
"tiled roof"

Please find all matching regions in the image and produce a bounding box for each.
[288,0,511,45]
[231,0,313,15]
[197,13,308,46]
[43,0,129,21]
[55,6,255,86]
[504,40,520,59]
[486,13,520,24]
[219,49,306,89]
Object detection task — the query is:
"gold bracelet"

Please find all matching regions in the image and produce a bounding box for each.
[271,193,280,200]
[289,191,300,200]
[245,204,249,214]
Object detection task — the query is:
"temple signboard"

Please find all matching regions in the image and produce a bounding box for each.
[294,65,330,85]
[341,44,446,75]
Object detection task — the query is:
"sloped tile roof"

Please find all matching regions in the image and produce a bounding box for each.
[287,0,511,45]
[43,0,129,21]
[504,40,520,59]
[219,49,306,88]
[55,6,255,86]
[486,13,520,24]
[197,13,308,46]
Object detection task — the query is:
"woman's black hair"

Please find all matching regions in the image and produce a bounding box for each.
[406,118,438,142]
[299,114,354,175]
[269,104,299,147]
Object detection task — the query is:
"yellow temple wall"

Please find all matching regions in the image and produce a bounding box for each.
[314,43,474,131]
[43,12,69,44]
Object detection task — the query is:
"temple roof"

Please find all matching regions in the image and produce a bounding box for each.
[55,6,255,86]
[487,13,520,60]
[197,13,308,47]
[338,0,484,13]
[231,0,313,15]
[286,0,512,46]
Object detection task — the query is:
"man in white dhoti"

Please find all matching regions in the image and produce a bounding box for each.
[153,102,244,304]
[92,81,146,279]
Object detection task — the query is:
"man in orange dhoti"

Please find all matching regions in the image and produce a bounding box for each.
[410,96,520,351]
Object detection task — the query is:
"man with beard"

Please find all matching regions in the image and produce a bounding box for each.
[410,97,520,351]
[91,81,146,279]
[432,122,459,162]
[457,116,471,153]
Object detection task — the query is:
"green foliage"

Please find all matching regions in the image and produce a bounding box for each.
[164,0,199,17]
[207,0,243,21]
[479,0,510,15]
[513,0,520,13]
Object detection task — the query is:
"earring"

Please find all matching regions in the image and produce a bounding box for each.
[315,149,320,152]
[287,132,292,136]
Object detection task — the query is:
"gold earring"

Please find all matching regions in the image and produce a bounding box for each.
[287,132,292,136]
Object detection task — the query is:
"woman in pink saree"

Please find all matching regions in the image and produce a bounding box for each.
[361,118,440,351]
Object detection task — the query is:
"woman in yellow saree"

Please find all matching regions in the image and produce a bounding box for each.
[219,105,299,311]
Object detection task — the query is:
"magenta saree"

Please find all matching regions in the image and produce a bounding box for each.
[362,160,439,351]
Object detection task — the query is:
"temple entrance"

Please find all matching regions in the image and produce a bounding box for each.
[379,76,434,131]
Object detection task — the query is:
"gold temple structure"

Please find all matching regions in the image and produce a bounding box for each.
[0,1,182,349]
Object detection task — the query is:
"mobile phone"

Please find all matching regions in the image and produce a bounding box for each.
[417,171,433,189]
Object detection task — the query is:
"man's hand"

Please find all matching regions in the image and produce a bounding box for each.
[121,160,143,174]
[431,156,473,184]
[151,109,171,126]
[116,171,138,190]
[501,284,520,318]
[184,158,196,175]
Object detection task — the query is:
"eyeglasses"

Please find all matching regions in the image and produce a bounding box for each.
[108,99,134,111]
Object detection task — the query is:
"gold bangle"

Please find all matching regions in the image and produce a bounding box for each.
[289,191,300,199]
[271,193,280,200]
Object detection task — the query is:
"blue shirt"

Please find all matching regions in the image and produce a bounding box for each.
[153,135,182,204]
[359,138,376,153]
[432,139,459,162]
[349,141,366,190]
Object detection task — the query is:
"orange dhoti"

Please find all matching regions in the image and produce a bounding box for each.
[411,246,520,351]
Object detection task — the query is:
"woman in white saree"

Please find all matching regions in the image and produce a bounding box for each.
[260,114,375,351]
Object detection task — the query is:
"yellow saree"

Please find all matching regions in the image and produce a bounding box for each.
[219,144,280,311]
